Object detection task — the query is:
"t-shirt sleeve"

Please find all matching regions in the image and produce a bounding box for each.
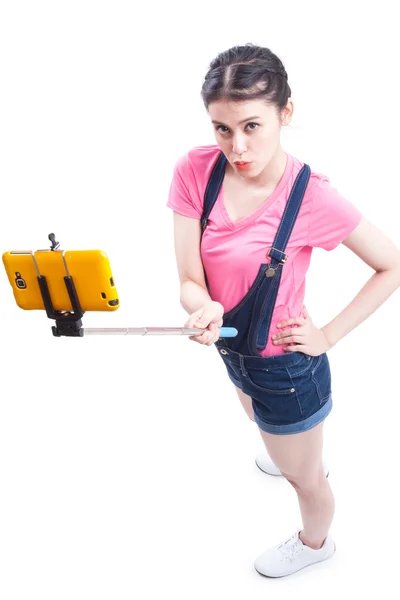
[308,176,363,251]
[166,153,202,219]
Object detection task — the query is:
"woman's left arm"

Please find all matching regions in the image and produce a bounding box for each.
[320,216,400,348]
[273,216,400,354]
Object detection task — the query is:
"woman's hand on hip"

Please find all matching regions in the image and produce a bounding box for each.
[272,305,333,356]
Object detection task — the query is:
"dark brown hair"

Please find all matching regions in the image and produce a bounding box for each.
[201,44,291,115]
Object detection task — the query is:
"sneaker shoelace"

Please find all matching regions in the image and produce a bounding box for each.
[279,533,304,561]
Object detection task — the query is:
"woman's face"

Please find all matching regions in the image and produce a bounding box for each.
[208,98,293,178]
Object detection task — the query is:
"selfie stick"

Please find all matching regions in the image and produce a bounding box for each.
[39,234,237,339]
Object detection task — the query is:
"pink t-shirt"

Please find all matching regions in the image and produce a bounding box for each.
[167,144,363,356]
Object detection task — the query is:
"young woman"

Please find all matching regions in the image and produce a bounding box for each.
[166,44,400,577]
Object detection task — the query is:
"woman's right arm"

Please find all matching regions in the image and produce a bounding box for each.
[172,211,224,345]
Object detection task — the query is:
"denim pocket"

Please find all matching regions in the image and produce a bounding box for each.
[287,352,316,378]
[245,367,296,398]
[310,353,332,405]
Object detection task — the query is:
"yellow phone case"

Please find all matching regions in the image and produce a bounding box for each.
[2,249,120,312]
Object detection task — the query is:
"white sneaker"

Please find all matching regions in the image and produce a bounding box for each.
[255,452,329,478]
[254,529,336,578]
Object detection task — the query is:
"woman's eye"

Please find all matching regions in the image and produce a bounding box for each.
[246,122,259,131]
[215,123,259,134]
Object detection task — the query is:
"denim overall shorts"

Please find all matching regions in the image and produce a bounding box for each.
[201,153,333,435]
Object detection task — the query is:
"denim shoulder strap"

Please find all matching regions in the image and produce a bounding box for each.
[267,164,311,269]
[255,164,311,351]
[201,152,227,232]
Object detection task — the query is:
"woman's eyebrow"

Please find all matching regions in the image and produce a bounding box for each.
[211,115,261,125]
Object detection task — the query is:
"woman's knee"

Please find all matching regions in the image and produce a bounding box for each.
[259,422,325,486]
[282,462,326,494]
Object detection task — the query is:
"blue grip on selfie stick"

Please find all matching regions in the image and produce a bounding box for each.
[219,327,238,337]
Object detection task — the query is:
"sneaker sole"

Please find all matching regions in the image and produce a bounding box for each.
[254,543,336,578]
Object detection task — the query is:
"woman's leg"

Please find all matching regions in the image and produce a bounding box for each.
[233,384,329,480]
[233,385,290,477]
[234,384,255,421]
[259,421,335,549]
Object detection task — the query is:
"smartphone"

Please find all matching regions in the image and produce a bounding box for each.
[2,249,120,312]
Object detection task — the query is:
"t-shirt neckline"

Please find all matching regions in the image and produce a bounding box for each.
[218,153,293,230]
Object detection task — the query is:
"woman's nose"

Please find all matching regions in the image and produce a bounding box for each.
[232,135,247,157]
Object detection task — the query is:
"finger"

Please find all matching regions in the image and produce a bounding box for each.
[184,309,203,328]
[191,329,209,340]
[204,325,221,342]
[190,326,216,345]
[274,334,304,345]
[189,332,204,340]
[283,344,307,352]
[280,327,306,338]
[273,327,305,340]
[193,314,215,330]
[187,318,211,331]
[206,323,219,345]
[189,333,208,344]
[277,317,306,329]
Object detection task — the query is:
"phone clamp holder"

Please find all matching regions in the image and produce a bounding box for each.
[37,233,85,337]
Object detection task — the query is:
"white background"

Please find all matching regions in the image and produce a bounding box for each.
[1,1,399,598]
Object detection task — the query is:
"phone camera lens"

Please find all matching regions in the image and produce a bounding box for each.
[16,278,26,289]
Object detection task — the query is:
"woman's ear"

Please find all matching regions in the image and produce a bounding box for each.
[281,98,294,126]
